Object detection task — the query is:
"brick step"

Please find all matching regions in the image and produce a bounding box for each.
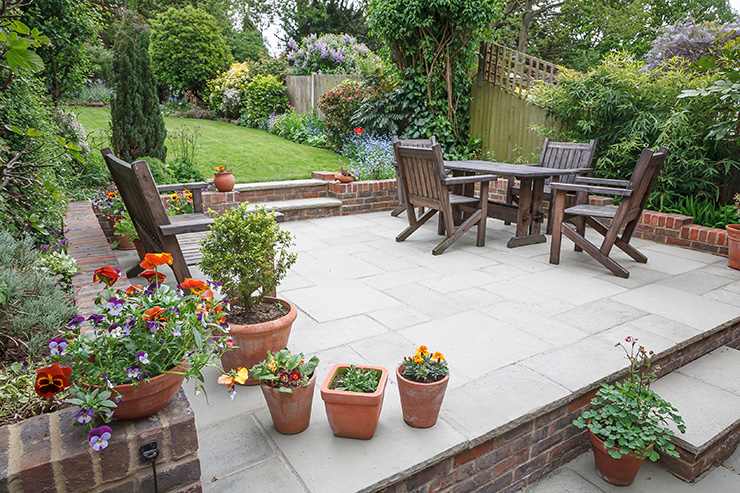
[233,178,329,202]
[653,346,740,481]
[245,196,342,220]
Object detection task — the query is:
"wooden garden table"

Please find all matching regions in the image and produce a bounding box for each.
[444,160,591,248]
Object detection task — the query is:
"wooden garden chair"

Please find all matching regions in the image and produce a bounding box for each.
[506,138,597,233]
[393,142,497,255]
[548,146,669,278]
[391,136,436,217]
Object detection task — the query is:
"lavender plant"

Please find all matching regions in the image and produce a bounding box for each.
[287,33,379,75]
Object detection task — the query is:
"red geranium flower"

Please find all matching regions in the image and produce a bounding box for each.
[35,363,73,398]
[93,266,121,287]
[140,270,167,283]
[180,278,209,295]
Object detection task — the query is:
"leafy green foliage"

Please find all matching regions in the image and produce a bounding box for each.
[332,365,381,393]
[140,156,176,184]
[264,108,329,148]
[249,348,319,393]
[668,195,738,228]
[226,28,266,62]
[150,6,233,98]
[110,13,167,162]
[400,345,448,384]
[239,74,288,127]
[168,126,205,181]
[76,82,115,105]
[35,250,81,282]
[199,203,297,312]
[573,337,685,460]
[0,361,63,426]
[318,79,366,148]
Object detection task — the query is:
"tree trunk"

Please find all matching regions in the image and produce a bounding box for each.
[518,0,534,54]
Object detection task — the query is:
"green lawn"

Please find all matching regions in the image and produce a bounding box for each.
[73,106,343,182]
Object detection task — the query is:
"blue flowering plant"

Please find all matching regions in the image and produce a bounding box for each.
[35,253,231,451]
[340,130,395,181]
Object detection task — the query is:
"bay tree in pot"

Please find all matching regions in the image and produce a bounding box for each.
[573,337,685,486]
[200,203,298,384]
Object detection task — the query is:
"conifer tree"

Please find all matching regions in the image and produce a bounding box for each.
[110,12,166,162]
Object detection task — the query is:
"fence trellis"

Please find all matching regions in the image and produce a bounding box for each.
[478,42,558,97]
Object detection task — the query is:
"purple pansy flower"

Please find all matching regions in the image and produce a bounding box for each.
[137,351,149,364]
[68,316,85,327]
[146,320,159,333]
[171,326,181,337]
[101,373,114,389]
[115,395,124,403]
[49,337,68,356]
[88,426,112,451]
[122,319,135,335]
[88,314,105,326]
[229,385,236,400]
[105,297,124,316]
[76,407,94,424]
[126,365,141,379]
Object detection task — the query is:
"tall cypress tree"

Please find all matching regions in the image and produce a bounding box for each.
[111,12,167,162]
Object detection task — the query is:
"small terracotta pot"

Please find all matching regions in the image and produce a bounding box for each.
[396,365,449,428]
[588,428,652,486]
[726,224,740,270]
[220,297,297,385]
[114,233,136,250]
[214,172,235,192]
[260,372,316,434]
[335,173,353,183]
[320,364,388,440]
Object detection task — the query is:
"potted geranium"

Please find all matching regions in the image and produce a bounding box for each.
[35,253,231,451]
[237,348,319,434]
[397,345,449,428]
[213,164,235,192]
[320,364,388,440]
[199,202,297,384]
[573,337,685,486]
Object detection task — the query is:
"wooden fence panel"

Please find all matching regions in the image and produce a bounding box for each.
[285,74,361,116]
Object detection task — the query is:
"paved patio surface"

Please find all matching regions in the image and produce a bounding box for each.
[116,212,740,492]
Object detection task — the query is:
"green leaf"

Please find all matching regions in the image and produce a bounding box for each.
[10,20,30,35]
[6,48,44,73]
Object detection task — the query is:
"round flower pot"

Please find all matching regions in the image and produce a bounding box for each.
[260,372,316,434]
[396,365,449,428]
[220,297,297,386]
[214,172,235,192]
[588,429,652,486]
[726,224,740,270]
[320,364,388,440]
[114,233,136,250]
[334,173,353,183]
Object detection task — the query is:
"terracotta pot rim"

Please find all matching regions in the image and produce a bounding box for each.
[226,297,298,335]
[84,362,188,391]
[395,364,450,387]
[320,364,389,400]
[214,171,233,175]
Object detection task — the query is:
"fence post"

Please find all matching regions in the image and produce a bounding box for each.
[311,72,316,109]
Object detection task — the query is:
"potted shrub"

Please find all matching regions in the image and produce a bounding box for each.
[199,202,298,384]
[726,193,740,270]
[36,253,231,451]
[213,164,235,192]
[573,337,685,486]
[320,364,388,440]
[235,348,320,434]
[112,213,138,251]
[397,345,449,428]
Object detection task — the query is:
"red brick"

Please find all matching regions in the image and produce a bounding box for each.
[568,389,597,413]
[454,438,494,466]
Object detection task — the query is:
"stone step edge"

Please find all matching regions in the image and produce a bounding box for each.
[234,179,328,192]
[244,197,342,212]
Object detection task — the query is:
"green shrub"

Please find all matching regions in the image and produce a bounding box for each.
[239,75,288,128]
[140,156,176,184]
[77,82,115,104]
[265,108,328,148]
[318,79,366,148]
[170,158,205,183]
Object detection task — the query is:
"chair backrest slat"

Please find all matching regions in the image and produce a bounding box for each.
[540,139,597,185]
[619,146,668,219]
[394,144,447,206]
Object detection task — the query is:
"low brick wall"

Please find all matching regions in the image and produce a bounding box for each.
[0,391,201,493]
[380,321,740,492]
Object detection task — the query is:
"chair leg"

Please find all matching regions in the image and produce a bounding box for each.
[586,217,648,263]
[397,209,437,242]
[391,203,406,217]
[505,176,514,225]
[573,216,586,252]
[549,190,566,265]
[561,224,629,278]
[433,210,482,255]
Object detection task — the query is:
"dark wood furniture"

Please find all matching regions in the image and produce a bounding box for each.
[506,138,597,234]
[101,147,215,284]
[391,136,436,217]
[393,143,497,255]
[444,160,591,248]
[548,146,669,278]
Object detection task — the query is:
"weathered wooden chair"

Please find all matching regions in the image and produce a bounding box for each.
[506,138,597,233]
[393,142,497,255]
[101,147,215,284]
[390,136,436,217]
[548,146,669,278]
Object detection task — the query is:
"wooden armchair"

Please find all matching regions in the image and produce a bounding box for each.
[390,136,436,217]
[548,147,669,278]
[393,142,497,255]
[506,138,597,233]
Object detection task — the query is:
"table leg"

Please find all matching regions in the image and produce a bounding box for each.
[530,178,545,235]
[507,176,547,248]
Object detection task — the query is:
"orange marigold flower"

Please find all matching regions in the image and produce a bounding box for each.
[413,354,423,364]
[93,266,121,286]
[139,253,173,269]
[35,363,72,398]
[125,285,143,296]
[142,306,166,321]
[180,278,209,295]
[432,351,445,361]
[140,270,167,283]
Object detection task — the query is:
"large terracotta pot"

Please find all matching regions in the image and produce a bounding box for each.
[220,297,296,385]
[214,172,235,192]
[114,233,136,250]
[86,363,186,421]
[320,364,388,440]
[260,372,316,434]
[588,428,652,486]
[726,224,740,270]
[396,365,449,428]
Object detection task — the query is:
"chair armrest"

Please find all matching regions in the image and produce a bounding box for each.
[574,177,630,187]
[549,182,633,196]
[159,217,214,236]
[157,182,210,192]
[443,174,498,186]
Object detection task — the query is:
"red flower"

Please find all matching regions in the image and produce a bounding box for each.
[35,363,72,398]
[353,128,364,134]
[139,253,173,269]
[289,370,301,381]
[142,306,166,321]
[125,285,143,296]
[93,266,121,287]
[180,278,209,295]
[140,270,167,283]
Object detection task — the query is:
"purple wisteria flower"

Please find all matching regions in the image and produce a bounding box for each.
[68,316,85,328]
[137,351,149,364]
[89,426,112,451]
[105,297,125,316]
[88,314,105,326]
[76,408,94,424]
[49,337,68,356]
[126,365,141,379]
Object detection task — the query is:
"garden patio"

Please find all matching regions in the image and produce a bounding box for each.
[106,210,740,492]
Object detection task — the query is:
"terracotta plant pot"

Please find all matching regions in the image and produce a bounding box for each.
[214,171,235,192]
[260,372,316,434]
[726,224,740,270]
[334,173,353,183]
[114,233,136,250]
[320,364,388,440]
[396,365,449,428]
[220,297,297,385]
[588,429,652,486]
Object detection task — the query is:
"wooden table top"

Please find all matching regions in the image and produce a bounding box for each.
[445,160,592,178]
